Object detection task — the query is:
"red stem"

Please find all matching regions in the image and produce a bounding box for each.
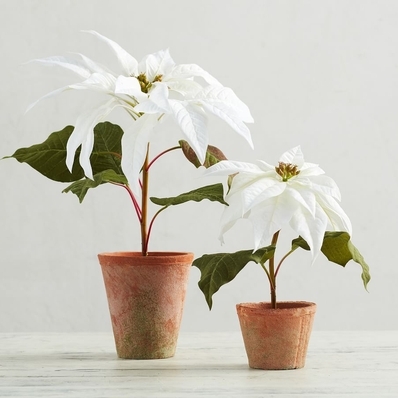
[274,249,294,279]
[145,207,167,252]
[110,182,142,222]
[146,146,181,171]
[113,144,181,255]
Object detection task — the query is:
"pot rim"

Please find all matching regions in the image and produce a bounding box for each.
[98,251,194,257]
[236,301,317,315]
[97,251,194,266]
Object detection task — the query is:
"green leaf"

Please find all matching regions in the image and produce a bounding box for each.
[193,246,276,309]
[292,231,371,290]
[291,236,311,251]
[63,170,127,203]
[179,140,228,168]
[150,183,228,207]
[178,140,237,190]
[4,122,125,183]
[89,122,124,176]
[4,125,83,182]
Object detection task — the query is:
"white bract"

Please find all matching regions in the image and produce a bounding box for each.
[205,146,352,260]
[28,31,253,196]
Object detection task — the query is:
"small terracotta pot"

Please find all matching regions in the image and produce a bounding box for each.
[236,301,316,370]
[98,251,193,359]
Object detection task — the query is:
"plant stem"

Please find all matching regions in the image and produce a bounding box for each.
[145,206,168,252]
[275,247,297,279]
[110,182,142,221]
[141,144,150,256]
[146,146,180,171]
[126,186,142,220]
[140,145,181,254]
[269,231,280,309]
[259,262,273,287]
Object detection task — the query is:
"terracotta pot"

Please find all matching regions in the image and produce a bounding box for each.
[98,251,193,359]
[236,301,316,370]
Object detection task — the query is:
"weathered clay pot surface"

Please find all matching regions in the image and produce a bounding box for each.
[98,252,193,359]
[236,301,316,370]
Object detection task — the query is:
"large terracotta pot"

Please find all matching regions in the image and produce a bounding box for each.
[236,301,316,370]
[98,251,193,359]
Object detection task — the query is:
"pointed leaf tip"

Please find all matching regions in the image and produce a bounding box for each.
[292,231,371,291]
[6,125,84,182]
[192,246,276,309]
[150,183,228,207]
[179,140,228,168]
[5,121,126,184]
[63,169,127,202]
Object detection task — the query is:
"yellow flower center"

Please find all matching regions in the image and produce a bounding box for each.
[136,73,163,93]
[275,162,300,182]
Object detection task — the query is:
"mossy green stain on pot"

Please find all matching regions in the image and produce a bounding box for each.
[117,291,179,359]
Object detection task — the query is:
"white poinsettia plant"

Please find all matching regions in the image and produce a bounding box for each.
[5,31,253,255]
[193,146,370,309]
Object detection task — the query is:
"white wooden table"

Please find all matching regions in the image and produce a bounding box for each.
[0,332,396,397]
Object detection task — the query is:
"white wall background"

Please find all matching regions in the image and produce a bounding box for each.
[0,0,397,332]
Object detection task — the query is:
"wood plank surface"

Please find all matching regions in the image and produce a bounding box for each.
[0,332,396,397]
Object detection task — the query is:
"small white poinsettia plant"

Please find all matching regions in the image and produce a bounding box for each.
[193,146,370,309]
[5,31,253,255]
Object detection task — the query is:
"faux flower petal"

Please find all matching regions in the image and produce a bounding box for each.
[195,86,254,123]
[279,146,305,168]
[120,113,159,198]
[26,86,70,113]
[249,195,298,249]
[115,76,147,100]
[27,72,123,114]
[205,160,263,176]
[289,204,328,261]
[285,184,317,216]
[148,83,171,112]
[309,175,342,200]
[170,64,222,86]
[219,193,245,243]
[83,30,138,76]
[169,100,208,163]
[240,179,286,214]
[139,49,175,81]
[316,194,353,234]
[166,79,203,97]
[299,161,324,176]
[75,53,113,74]
[134,83,171,114]
[256,160,276,172]
[66,99,119,178]
[28,56,91,78]
[69,72,116,93]
[200,102,254,149]
[225,173,264,200]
